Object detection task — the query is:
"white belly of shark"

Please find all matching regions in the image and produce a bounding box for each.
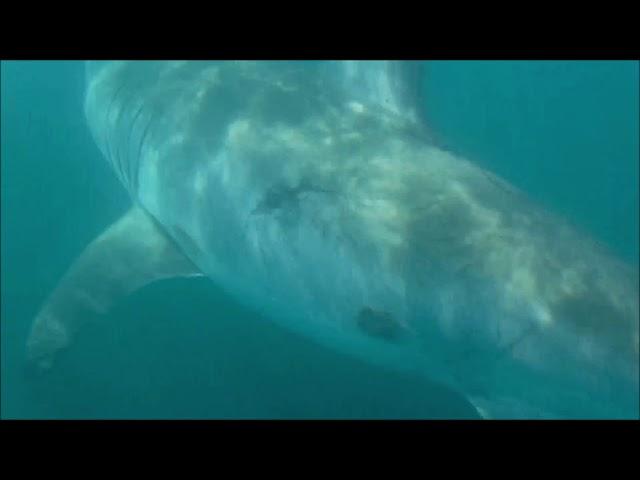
[26,61,639,419]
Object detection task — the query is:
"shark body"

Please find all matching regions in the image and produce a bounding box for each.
[27,61,639,418]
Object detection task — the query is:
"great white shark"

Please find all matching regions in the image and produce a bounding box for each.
[26,61,639,419]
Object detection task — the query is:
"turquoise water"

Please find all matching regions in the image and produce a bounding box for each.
[1,60,637,419]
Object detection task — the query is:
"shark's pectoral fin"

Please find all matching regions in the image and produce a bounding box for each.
[26,206,201,373]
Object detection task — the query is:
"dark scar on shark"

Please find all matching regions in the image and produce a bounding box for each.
[356,306,406,341]
[250,180,335,216]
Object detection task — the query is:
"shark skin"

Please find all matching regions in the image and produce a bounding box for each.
[26,61,639,419]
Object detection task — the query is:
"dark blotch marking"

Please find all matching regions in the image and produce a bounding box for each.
[356,306,405,341]
[251,180,334,217]
[553,292,632,356]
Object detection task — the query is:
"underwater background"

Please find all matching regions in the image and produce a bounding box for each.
[1,60,638,419]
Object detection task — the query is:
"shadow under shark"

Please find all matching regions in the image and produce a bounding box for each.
[26,61,639,419]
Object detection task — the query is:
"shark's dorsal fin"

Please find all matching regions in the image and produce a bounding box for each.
[26,206,201,372]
